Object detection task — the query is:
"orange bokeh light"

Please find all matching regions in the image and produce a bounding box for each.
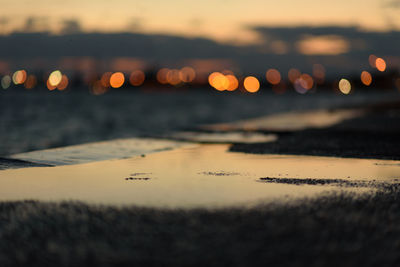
[110,72,125,88]
[166,69,181,85]
[101,72,112,87]
[129,70,145,86]
[243,76,260,93]
[156,68,169,84]
[266,69,281,85]
[24,75,37,89]
[179,67,196,83]
[360,71,372,86]
[375,58,386,72]
[226,74,239,91]
[12,70,27,85]
[288,68,301,84]
[369,54,377,68]
[57,75,69,91]
[46,79,57,91]
[208,72,229,91]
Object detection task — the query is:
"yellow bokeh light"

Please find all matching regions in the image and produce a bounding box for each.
[266,69,281,85]
[179,67,196,83]
[57,75,69,91]
[46,79,57,91]
[339,78,351,94]
[129,70,145,86]
[110,72,125,88]
[360,71,372,86]
[243,76,260,93]
[375,58,386,72]
[48,70,63,87]
[12,70,27,85]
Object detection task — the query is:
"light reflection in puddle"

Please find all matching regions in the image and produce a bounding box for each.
[0,144,398,208]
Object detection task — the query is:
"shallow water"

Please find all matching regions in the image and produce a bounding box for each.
[0,144,399,208]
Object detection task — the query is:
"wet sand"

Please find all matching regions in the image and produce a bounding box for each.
[1,89,400,266]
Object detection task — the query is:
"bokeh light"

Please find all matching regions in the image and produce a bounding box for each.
[375,58,386,72]
[360,71,372,86]
[12,70,27,85]
[288,68,301,84]
[91,80,108,95]
[166,69,181,85]
[225,74,239,91]
[129,70,145,86]
[156,68,169,84]
[46,79,57,91]
[48,70,63,87]
[369,54,377,68]
[57,75,69,90]
[24,75,37,89]
[1,75,11,89]
[243,76,260,93]
[339,78,351,94]
[208,72,229,91]
[110,72,125,88]
[179,67,196,83]
[100,72,112,87]
[266,69,281,85]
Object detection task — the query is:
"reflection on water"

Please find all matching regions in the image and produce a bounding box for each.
[0,144,399,208]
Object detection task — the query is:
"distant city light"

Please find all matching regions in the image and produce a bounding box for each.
[266,69,281,85]
[243,76,260,93]
[110,72,125,88]
[368,54,378,68]
[375,58,386,72]
[48,70,63,86]
[339,78,351,94]
[156,68,169,84]
[24,75,37,89]
[57,75,69,90]
[129,70,145,86]
[179,67,196,83]
[12,70,27,85]
[288,68,301,84]
[225,74,239,91]
[1,75,11,89]
[360,71,372,86]
[101,72,112,87]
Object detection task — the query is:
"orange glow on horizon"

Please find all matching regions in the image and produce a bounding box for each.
[243,76,260,93]
[110,72,125,88]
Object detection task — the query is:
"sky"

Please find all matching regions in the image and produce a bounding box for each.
[0,0,399,44]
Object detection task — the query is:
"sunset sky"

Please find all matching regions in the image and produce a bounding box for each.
[1,0,399,43]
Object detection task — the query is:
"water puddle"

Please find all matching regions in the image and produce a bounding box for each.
[0,144,398,208]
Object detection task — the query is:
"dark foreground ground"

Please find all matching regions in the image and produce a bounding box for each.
[1,187,400,267]
[1,89,400,266]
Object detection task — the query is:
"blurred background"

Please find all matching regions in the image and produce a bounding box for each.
[0,0,399,155]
